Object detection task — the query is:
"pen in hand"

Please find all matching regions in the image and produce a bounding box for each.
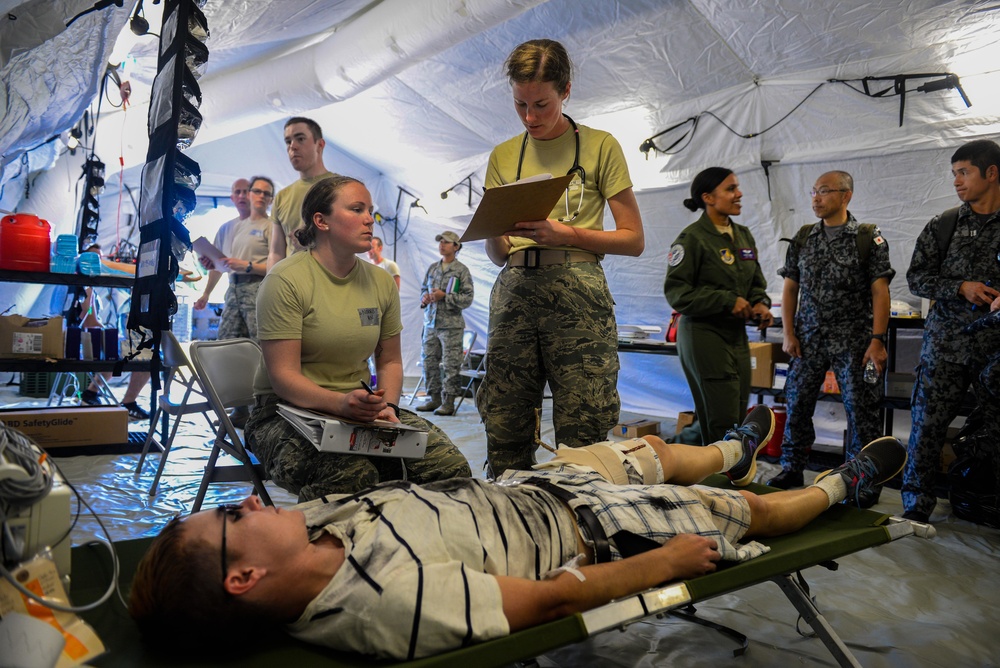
[360,379,376,395]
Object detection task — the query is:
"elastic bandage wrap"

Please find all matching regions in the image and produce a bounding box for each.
[535,438,662,486]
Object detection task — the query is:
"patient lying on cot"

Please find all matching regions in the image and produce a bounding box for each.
[129,406,905,660]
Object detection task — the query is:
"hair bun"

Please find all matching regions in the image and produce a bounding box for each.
[682,197,700,212]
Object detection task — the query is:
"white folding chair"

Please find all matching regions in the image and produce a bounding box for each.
[188,338,272,513]
[134,330,215,495]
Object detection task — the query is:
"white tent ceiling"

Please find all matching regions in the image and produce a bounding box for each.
[2,0,1000,422]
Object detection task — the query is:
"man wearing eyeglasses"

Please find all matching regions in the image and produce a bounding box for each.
[766,171,894,509]
[195,176,273,342]
[903,139,1000,523]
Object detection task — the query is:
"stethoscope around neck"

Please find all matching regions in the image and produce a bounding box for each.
[515,113,585,185]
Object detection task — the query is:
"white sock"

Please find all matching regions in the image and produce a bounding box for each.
[812,473,847,508]
[709,438,742,472]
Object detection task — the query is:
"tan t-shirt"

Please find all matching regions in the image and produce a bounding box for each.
[254,252,402,396]
[484,124,633,254]
[272,171,336,257]
[214,215,271,264]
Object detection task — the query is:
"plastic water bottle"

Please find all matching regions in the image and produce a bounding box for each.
[863,360,879,384]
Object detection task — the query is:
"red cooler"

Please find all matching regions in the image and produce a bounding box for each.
[0,213,51,272]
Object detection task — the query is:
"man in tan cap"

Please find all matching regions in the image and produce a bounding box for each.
[417,231,474,415]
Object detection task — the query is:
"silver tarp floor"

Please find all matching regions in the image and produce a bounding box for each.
[11,373,1000,667]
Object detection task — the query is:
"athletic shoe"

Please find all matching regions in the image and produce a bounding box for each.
[815,436,907,507]
[80,388,101,406]
[724,405,775,487]
[902,509,930,523]
[122,401,150,421]
[766,468,804,488]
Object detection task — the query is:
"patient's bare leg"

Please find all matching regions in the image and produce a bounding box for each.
[740,487,830,537]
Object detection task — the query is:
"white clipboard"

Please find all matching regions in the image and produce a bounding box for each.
[192,236,227,272]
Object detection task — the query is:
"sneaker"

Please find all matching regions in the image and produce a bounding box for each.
[901,509,930,523]
[766,468,804,489]
[815,436,907,507]
[724,405,775,487]
[122,401,150,421]
[80,389,101,406]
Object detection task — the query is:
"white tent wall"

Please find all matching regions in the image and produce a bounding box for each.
[2,0,1000,439]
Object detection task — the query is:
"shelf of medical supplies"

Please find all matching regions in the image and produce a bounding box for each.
[0,358,152,373]
[0,268,134,289]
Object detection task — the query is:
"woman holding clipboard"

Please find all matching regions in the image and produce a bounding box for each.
[481,38,644,476]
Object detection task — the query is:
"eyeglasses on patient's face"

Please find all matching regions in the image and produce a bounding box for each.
[250,188,273,198]
[218,503,242,585]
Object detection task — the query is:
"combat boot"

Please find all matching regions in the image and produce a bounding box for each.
[434,395,456,416]
[416,393,441,412]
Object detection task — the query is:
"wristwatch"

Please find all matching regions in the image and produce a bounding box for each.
[871,333,887,343]
[245,261,253,273]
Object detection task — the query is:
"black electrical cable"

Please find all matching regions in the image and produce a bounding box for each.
[640,83,826,157]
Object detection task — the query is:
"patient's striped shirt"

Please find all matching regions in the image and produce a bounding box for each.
[286,472,762,660]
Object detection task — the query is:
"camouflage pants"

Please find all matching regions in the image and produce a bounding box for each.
[902,357,979,516]
[217,279,261,340]
[246,393,472,502]
[675,318,750,445]
[478,262,620,475]
[780,339,883,472]
[421,326,465,397]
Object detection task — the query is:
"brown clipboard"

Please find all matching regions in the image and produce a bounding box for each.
[459,173,575,242]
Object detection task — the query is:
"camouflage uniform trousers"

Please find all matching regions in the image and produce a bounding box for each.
[902,357,981,516]
[478,262,620,475]
[420,326,465,398]
[779,337,883,473]
[246,393,472,502]
[217,278,261,340]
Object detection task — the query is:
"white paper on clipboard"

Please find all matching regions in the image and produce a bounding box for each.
[192,236,227,272]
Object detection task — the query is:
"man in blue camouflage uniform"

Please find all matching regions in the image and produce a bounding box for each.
[766,172,894,508]
[416,231,474,416]
[903,139,1000,523]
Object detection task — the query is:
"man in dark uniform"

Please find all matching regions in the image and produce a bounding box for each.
[903,139,1000,523]
[767,171,894,508]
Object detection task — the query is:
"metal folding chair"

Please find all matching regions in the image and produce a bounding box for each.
[454,345,486,411]
[135,330,214,495]
[408,329,476,404]
[187,338,272,513]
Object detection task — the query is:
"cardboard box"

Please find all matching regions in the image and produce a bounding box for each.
[615,418,661,439]
[0,315,63,358]
[749,342,788,388]
[0,406,128,449]
[675,410,695,435]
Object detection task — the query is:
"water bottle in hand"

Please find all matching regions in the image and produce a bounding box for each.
[863,360,879,384]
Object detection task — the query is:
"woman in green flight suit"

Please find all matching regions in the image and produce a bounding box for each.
[664,167,772,445]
